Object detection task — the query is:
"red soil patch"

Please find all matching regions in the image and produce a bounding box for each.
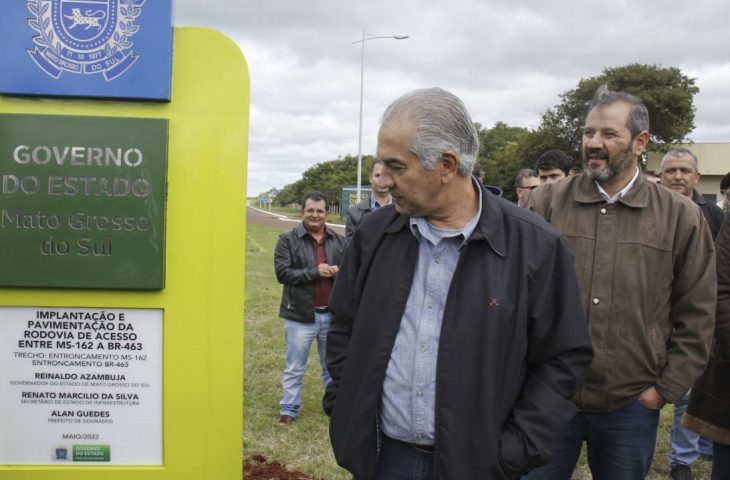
[244,453,322,480]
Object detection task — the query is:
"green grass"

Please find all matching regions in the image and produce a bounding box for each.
[244,223,350,480]
[243,222,713,480]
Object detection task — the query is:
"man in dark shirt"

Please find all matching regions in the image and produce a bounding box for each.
[345,159,393,241]
[659,147,724,480]
[515,168,540,207]
[660,147,724,238]
[273,191,345,425]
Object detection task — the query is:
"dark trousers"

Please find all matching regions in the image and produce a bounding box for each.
[713,442,730,480]
[524,400,660,480]
[374,434,434,480]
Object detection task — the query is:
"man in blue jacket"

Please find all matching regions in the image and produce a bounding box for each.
[323,87,593,479]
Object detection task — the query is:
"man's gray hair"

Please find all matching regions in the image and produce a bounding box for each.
[381,87,479,176]
[515,168,538,187]
[661,147,699,171]
[589,84,650,138]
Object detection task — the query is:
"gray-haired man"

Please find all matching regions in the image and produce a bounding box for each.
[323,87,592,479]
[515,168,540,207]
[659,147,724,479]
[660,147,724,238]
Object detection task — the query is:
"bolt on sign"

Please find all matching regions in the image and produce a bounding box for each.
[0,113,168,289]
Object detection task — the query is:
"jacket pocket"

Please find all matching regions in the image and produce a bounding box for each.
[282,286,295,312]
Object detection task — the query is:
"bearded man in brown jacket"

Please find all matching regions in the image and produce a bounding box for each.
[525,86,716,480]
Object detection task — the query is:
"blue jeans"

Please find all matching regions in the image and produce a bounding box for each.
[713,442,730,480]
[279,312,332,417]
[374,435,434,480]
[669,392,713,466]
[524,400,660,480]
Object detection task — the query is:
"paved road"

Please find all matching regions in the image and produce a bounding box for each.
[246,206,346,236]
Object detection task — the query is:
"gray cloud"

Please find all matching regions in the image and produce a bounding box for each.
[176,0,730,195]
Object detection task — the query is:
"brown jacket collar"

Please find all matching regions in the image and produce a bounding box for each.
[573,171,650,209]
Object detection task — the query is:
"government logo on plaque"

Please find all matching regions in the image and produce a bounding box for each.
[28,0,146,81]
[0,0,173,100]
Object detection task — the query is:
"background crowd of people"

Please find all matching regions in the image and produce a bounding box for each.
[271,85,729,480]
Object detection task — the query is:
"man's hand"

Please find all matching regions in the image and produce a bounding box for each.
[318,263,339,278]
[638,386,666,410]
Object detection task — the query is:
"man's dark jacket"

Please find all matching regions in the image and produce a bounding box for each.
[274,223,346,323]
[685,216,730,444]
[693,189,725,239]
[345,197,372,242]
[323,188,593,479]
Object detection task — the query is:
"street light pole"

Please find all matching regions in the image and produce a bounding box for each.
[353,30,409,201]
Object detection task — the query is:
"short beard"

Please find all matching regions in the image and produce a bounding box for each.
[584,145,633,183]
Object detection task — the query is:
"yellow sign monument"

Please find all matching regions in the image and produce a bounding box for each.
[0,27,248,479]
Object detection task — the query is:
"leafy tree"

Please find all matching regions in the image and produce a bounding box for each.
[535,64,699,163]
[255,187,280,199]
[483,141,526,202]
[480,122,529,160]
[274,154,376,209]
[477,122,529,202]
[516,109,580,168]
[275,177,305,207]
[274,65,698,209]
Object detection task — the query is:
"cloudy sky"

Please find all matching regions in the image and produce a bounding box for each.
[175,1,730,196]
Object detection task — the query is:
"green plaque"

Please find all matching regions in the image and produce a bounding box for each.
[73,445,111,462]
[0,114,167,289]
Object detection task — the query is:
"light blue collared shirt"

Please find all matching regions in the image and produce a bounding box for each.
[370,194,394,211]
[380,181,481,446]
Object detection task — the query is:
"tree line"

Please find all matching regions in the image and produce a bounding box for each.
[269,64,698,206]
